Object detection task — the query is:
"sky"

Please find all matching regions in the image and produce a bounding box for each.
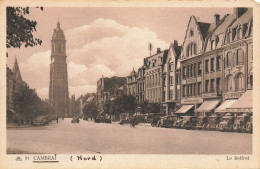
[7,7,233,99]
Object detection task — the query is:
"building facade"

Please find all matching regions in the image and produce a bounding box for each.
[144,49,168,103]
[96,76,126,112]
[49,22,69,118]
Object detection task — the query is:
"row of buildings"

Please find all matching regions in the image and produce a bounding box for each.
[126,8,253,116]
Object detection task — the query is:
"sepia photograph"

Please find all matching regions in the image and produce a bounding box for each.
[1,0,260,168]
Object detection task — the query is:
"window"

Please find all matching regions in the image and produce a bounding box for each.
[210,79,215,92]
[176,74,179,84]
[198,82,201,95]
[194,44,197,54]
[227,75,233,91]
[211,40,215,50]
[250,75,253,88]
[210,58,215,72]
[237,73,244,91]
[194,63,196,76]
[226,52,232,67]
[205,80,209,93]
[190,64,193,77]
[216,78,221,93]
[190,84,193,96]
[182,85,186,97]
[227,30,231,43]
[187,65,190,78]
[243,23,248,37]
[187,84,190,96]
[237,27,241,40]
[170,76,173,85]
[198,62,202,75]
[216,56,221,70]
[170,90,174,100]
[232,28,236,41]
[190,29,194,37]
[205,60,209,73]
[193,83,196,96]
[183,66,186,79]
[237,49,244,65]
[187,46,190,56]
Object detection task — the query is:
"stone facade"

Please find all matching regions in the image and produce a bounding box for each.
[49,22,69,118]
[96,76,126,112]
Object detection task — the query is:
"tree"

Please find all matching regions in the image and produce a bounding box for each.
[83,101,98,119]
[7,7,43,49]
[114,95,136,114]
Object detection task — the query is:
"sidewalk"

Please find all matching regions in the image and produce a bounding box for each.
[7,123,33,128]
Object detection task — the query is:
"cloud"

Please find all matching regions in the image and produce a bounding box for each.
[20,18,169,99]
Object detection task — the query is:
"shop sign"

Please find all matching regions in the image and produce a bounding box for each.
[223,92,244,100]
[181,97,203,104]
[187,78,196,83]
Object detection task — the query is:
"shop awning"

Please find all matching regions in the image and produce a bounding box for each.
[175,105,194,114]
[227,90,252,113]
[195,99,220,113]
[215,99,238,113]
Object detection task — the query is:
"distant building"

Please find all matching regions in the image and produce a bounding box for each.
[96,76,126,112]
[49,21,69,118]
[6,57,27,122]
[68,94,76,118]
[126,68,137,100]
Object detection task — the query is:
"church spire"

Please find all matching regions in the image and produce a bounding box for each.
[13,56,22,81]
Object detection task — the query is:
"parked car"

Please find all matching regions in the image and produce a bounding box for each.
[218,114,235,132]
[246,116,253,133]
[233,114,251,132]
[207,114,221,130]
[119,118,130,125]
[173,116,184,128]
[181,116,198,130]
[196,116,209,130]
[33,116,48,126]
[150,113,165,127]
[94,115,111,123]
[71,116,80,123]
[161,115,178,128]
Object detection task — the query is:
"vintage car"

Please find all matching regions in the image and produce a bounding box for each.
[119,118,130,125]
[233,114,251,132]
[181,116,198,130]
[218,114,235,132]
[173,116,184,128]
[206,114,221,130]
[160,115,178,128]
[33,116,48,126]
[196,116,209,130]
[71,116,80,123]
[94,115,111,123]
[246,116,253,133]
[150,114,166,127]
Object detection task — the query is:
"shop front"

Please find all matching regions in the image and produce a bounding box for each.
[194,99,221,116]
[174,105,194,116]
[227,90,252,115]
[214,99,238,116]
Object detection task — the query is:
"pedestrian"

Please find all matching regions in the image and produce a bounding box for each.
[56,117,58,123]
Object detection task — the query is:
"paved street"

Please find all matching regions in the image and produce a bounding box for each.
[7,118,252,154]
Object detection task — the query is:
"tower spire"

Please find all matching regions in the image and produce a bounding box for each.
[57,21,60,29]
[13,56,22,81]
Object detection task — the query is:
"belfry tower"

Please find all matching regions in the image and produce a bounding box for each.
[49,21,69,118]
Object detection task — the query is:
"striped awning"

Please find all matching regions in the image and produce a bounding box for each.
[175,105,194,114]
[195,99,220,113]
[215,99,238,113]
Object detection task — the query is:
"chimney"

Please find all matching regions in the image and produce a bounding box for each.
[214,14,220,25]
[157,48,161,54]
[174,40,178,47]
[234,8,247,18]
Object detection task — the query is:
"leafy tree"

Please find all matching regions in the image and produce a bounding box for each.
[7,7,43,49]
[114,95,136,114]
[83,101,98,119]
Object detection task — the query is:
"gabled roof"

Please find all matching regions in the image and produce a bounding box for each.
[13,57,23,82]
[128,68,136,76]
[230,8,253,29]
[197,22,211,40]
